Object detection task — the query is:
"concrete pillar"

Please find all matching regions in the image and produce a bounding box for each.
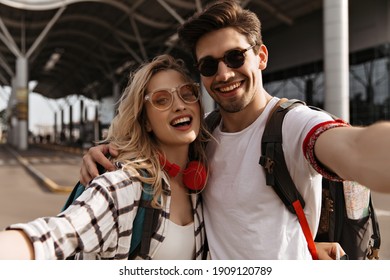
[387,49,390,119]
[84,106,88,122]
[80,99,84,124]
[7,77,17,146]
[15,56,29,150]
[323,0,349,121]
[69,104,73,143]
[79,99,84,143]
[60,109,65,143]
[54,111,57,143]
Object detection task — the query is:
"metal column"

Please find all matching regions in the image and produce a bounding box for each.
[323,0,350,121]
[15,56,28,150]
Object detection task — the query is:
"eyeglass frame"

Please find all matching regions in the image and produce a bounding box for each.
[144,82,201,111]
[195,43,257,77]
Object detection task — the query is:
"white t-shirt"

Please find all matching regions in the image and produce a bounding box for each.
[204,97,335,259]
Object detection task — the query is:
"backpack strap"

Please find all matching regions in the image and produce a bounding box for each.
[367,197,381,259]
[303,104,382,259]
[259,98,319,260]
[205,100,318,259]
[62,166,160,260]
[128,181,161,259]
[259,99,306,213]
[61,182,85,212]
[61,164,106,211]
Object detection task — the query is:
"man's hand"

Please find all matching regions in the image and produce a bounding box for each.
[316,242,347,260]
[80,144,118,185]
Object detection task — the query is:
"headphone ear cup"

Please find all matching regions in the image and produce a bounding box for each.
[182,161,207,191]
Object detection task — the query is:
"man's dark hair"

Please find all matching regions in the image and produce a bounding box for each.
[177,0,262,61]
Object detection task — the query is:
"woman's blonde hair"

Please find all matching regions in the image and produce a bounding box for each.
[104,54,210,207]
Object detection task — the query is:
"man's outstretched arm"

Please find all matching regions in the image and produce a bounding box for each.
[315,122,390,193]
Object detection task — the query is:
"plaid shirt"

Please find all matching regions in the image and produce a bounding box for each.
[7,168,206,260]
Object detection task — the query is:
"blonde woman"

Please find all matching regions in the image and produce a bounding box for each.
[0,54,210,260]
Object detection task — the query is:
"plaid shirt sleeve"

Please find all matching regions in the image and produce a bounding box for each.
[7,169,143,259]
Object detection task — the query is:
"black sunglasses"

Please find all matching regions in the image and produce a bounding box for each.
[196,43,257,77]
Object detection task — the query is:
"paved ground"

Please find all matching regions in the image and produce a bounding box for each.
[0,143,80,227]
[0,143,389,259]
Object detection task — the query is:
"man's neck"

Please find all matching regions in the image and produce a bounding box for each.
[220,92,273,133]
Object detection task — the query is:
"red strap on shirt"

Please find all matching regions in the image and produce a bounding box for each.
[292,200,319,260]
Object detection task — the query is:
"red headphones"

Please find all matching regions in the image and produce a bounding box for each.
[159,156,207,191]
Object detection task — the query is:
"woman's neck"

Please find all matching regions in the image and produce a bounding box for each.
[161,145,190,170]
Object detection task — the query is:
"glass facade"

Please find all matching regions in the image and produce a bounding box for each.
[264,43,390,125]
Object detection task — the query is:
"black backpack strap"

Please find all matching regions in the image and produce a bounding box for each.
[137,199,161,259]
[308,105,382,259]
[259,98,319,259]
[367,196,381,259]
[259,99,306,213]
[128,176,161,260]
[206,101,306,251]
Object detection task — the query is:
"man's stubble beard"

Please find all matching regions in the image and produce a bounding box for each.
[216,90,256,113]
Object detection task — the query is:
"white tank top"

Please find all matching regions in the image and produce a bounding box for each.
[153,220,195,260]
